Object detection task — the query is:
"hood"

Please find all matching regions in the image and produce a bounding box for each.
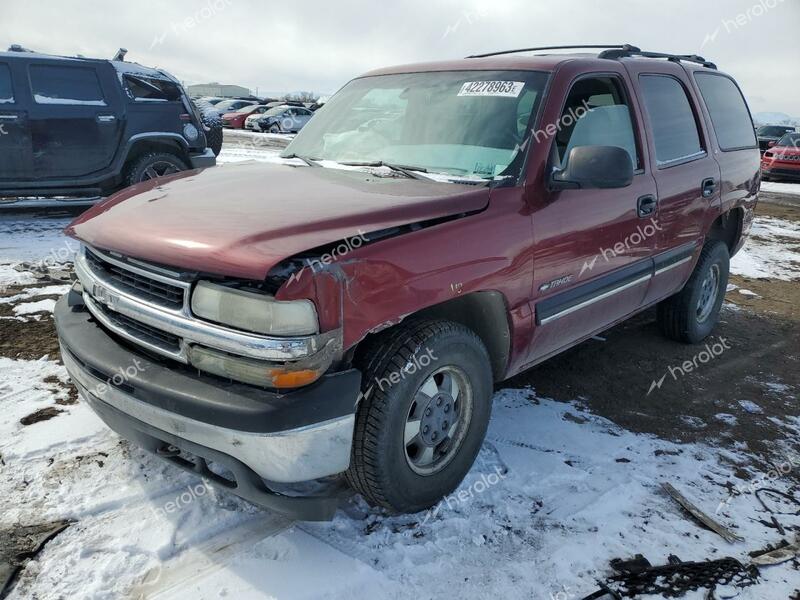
[67,161,490,280]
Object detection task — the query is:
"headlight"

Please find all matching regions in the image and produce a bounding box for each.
[191,281,318,336]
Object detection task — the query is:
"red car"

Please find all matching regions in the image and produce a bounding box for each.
[221,104,270,129]
[762,132,800,181]
[57,45,759,520]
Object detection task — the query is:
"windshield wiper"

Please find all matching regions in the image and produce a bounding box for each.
[337,160,432,181]
[281,153,321,167]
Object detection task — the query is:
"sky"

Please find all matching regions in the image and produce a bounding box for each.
[1,0,798,117]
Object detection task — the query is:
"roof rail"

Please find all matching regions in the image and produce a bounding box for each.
[598,46,717,70]
[466,44,635,59]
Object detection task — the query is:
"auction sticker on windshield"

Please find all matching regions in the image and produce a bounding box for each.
[458,81,525,97]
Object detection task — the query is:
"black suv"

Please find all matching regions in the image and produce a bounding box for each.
[0,48,216,200]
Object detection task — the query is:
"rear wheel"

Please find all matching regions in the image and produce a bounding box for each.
[346,320,493,513]
[657,240,729,343]
[124,153,188,186]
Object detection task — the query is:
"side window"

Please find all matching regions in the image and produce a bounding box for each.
[30,64,106,106]
[694,73,757,151]
[124,75,181,102]
[557,77,640,170]
[0,64,13,103]
[639,75,703,165]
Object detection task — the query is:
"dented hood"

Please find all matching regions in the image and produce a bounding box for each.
[67,161,490,280]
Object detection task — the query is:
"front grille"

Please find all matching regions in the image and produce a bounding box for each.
[95,302,181,352]
[85,249,185,309]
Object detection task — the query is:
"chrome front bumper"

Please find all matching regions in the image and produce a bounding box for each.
[61,345,354,484]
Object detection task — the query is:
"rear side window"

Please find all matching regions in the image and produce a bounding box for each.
[125,75,181,101]
[694,73,757,151]
[29,65,106,106]
[639,75,703,165]
[0,64,13,103]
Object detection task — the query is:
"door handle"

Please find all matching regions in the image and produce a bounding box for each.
[96,115,116,123]
[701,178,717,198]
[637,194,658,218]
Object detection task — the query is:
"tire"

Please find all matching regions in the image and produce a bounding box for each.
[193,99,223,157]
[124,152,188,186]
[346,319,493,514]
[268,123,281,134]
[657,240,730,344]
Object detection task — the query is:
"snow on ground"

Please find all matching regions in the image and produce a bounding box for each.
[730,216,800,280]
[762,181,800,197]
[4,378,800,599]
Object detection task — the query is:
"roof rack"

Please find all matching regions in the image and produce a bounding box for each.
[598,46,717,70]
[466,45,630,59]
[466,43,717,70]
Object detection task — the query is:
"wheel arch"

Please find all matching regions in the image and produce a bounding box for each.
[348,290,511,383]
[122,135,191,172]
[707,206,744,257]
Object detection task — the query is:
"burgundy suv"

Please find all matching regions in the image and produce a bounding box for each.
[55,45,760,520]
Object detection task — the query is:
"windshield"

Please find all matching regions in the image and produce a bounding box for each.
[283,70,549,181]
[758,126,793,137]
[777,133,800,147]
[236,104,263,113]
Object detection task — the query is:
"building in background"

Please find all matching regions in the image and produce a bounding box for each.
[186,82,252,98]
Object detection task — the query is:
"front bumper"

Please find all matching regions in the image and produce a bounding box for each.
[762,166,800,181]
[54,292,361,520]
[189,147,217,169]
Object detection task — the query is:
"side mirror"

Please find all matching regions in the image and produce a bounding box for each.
[551,145,634,190]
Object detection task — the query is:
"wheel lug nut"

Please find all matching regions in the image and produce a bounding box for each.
[436,398,443,406]
[432,432,438,440]
[425,408,432,416]
[423,425,429,433]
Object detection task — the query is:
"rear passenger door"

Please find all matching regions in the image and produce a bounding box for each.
[0,60,33,180]
[624,62,722,304]
[691,71,760,251]
[26,60,122,179]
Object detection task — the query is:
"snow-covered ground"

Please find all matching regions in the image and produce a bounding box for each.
[762,181,800,197]
[731,215,800,280]
[2,154,800,599]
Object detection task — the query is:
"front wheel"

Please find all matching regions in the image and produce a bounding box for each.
[268,123,281,134]
[346,320,493,514]
[657,240,730,343]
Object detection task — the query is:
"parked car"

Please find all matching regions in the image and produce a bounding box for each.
[221,104,272,129]
[213,98,258,114]
[0,48,215,199]
[253,105,314,133]
[762,132,800,181]
[756,125,796,154]
[197,96,226,105]
[56,45,759,521]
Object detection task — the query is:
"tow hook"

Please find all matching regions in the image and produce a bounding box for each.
[155,444,181,458]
